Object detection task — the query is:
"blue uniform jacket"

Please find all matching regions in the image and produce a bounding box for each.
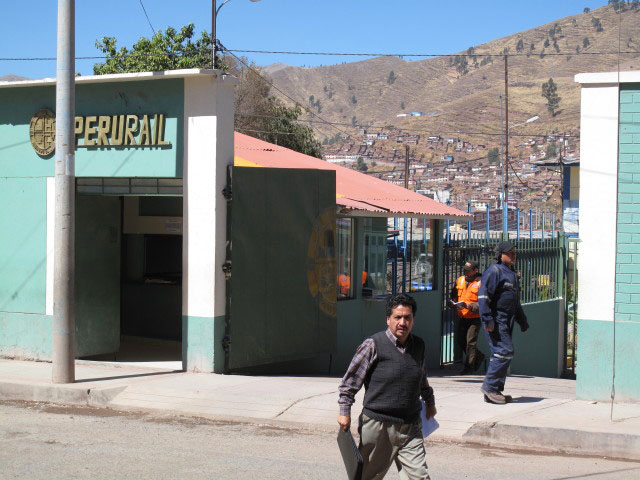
[478,263,529,331]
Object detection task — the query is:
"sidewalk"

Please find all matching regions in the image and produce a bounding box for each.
[1,358,639,461]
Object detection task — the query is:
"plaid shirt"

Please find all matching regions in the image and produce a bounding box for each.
[338,328,435,417]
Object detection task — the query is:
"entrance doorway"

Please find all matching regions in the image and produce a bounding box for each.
[77,193,183,369]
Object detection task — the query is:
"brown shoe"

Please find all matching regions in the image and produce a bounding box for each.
[502,394,513,403]
[481,388,506,404]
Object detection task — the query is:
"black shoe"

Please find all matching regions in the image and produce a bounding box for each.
[460,366,473,375]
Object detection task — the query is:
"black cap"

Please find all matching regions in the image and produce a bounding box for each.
[494,241,515,258]
[463,260,479,271]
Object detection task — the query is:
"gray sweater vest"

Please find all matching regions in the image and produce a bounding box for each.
[363,331,424,424]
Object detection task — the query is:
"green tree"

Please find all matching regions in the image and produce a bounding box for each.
[583,37,590,49]
[544,38,550,48]
[400,101,405,110]
[592,17,603,32]
[584,7,590,13]
[387,70,397,85]
[351,95,357,104]
[546,141,558,159]
[94,24,322,158]
[541,78,561,116]
[516,39,525,52]
[488,147,500,164]
[356,157,368,171]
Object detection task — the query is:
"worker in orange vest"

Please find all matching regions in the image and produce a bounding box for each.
[449,260,485,374]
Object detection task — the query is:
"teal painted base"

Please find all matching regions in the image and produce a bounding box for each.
[0,312,52,360]
[577,319,640,402]
[474,299,564,378]
[182,315,225,373]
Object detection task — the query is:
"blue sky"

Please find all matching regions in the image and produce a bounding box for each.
[1,0,609,79]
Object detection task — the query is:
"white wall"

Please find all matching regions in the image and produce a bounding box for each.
[182,74,236,321]
[577,84,619,323]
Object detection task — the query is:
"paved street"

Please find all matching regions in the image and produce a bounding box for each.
[2,400,639,480]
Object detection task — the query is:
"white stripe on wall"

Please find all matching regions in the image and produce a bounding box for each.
[577,84,619,323]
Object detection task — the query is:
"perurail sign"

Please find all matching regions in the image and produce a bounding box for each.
[29,109,172,156]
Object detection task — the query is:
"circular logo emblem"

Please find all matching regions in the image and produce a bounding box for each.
[29,109,56,156]
[306,207,337,317]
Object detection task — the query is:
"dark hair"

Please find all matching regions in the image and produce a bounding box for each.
[386,293,417,317]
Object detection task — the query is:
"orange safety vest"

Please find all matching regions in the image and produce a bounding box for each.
[455,275,481,319]
[338,274,351,296]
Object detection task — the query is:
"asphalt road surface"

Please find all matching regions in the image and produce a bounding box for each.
[1,400,639,480]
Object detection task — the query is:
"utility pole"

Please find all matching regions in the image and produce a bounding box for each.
[404,144,410,190]
[503,54,510,234]
[52,0,76,383]
[499,93,506,233]
[212,1,217,68]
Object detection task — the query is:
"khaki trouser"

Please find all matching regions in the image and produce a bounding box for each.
[358,413,431,480]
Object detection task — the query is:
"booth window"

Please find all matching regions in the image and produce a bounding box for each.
[362,218,387,297]
[386,218,435,294]
[408,218,435,292]
[337,218,354,299]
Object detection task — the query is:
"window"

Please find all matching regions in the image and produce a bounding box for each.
[362,218,388,297]
[408,218,435,292]
[386,218,436,294]
[336,218,354,299]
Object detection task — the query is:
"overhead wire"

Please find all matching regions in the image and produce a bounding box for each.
[138,0,156,36]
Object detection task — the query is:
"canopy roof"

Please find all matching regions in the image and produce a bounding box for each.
[234,132,469,219]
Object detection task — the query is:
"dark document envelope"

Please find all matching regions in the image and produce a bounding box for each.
[337,429,363,480]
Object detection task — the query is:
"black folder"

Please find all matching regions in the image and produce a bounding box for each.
[337,428,363,480]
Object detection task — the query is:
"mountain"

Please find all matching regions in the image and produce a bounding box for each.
[0,74,28,82]
[267,4,640,143]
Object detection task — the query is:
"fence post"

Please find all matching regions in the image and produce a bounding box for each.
[393,217,398,294]
[552,211,555,238]
[542,211,546,242]
[529,208,533,240]
[516,207,520,240]
[402,217,407,293]
[485,203,490,241]
[467,201,471,239]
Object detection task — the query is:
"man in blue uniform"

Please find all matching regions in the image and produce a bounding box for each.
[478,241,529,404]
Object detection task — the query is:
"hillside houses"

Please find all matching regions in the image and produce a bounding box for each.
[321,125,574,214]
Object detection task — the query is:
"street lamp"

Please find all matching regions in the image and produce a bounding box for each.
[212,0,261,68]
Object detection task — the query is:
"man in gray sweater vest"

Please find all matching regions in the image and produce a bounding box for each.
[338,293,436,480]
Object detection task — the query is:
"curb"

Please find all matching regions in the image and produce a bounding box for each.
[464,422,640,462]
[0,381,128,407]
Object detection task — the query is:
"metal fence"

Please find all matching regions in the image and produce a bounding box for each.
[564,238,579,378]
[441,231,565,366]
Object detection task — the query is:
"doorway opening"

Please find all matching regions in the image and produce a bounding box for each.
[78,193,183,369]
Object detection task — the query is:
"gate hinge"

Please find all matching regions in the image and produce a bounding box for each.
[222,260,232,279]
[222,335,231,352]
[222,185,232,200]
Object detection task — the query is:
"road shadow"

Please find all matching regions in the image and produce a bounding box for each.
[75,370,183,383]
[510,396,544,403]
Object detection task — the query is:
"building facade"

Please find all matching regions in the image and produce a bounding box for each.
[575,71,640,402]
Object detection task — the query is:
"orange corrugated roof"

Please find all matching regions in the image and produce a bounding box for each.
[234,132,469,219]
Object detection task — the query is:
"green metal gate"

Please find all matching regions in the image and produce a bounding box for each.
[441,233,566,367]
[228,167,337,370]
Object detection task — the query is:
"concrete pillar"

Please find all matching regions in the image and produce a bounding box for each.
[182,72,237,373]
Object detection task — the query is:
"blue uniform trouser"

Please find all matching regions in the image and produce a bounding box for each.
[482,320,514,393]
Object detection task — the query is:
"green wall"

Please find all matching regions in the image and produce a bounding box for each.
[0,177,49,359]
[0,79,184,178]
